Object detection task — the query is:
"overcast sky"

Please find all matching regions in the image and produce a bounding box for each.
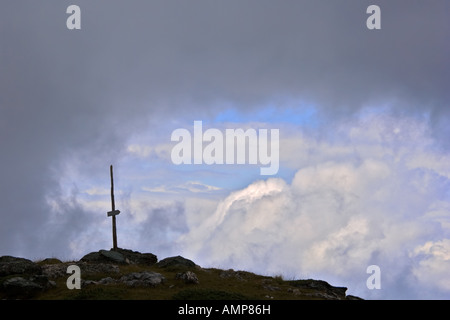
[1,1,449,299]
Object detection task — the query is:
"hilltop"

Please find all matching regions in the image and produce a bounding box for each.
[0,248,362,300]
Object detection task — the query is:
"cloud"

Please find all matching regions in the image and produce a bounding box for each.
[142,181,222,194]
[83,187,110,196]
[410,239,450,295]
[180,112,450,299]
[127,143,173,161]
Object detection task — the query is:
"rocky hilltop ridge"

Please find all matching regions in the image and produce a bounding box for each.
[0,248,362,300]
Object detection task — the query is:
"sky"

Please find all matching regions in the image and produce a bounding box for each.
[1,1,449,299]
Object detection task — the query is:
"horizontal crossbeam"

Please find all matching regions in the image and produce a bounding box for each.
[107,210,120,217]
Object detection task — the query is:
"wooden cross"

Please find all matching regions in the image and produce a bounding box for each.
[107,165,120,250]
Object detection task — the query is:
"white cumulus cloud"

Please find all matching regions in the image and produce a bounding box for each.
[180,112,450,299]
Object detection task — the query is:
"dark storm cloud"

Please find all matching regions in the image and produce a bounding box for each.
[0,1,448,258]
[4,1,447,112]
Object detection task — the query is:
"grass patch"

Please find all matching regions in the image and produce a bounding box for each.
[28,262,354,300]
[172,288,249,300]
[36,258,63,265]
[65,286,128,300]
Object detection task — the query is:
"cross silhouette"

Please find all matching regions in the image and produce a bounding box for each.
[107,165,120,250]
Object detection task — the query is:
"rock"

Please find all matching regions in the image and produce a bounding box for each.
[114,248,157,266]
[119,272,165,287]
[80,262,120,275]
[30,275,55,288]
[0,256,42,277]
[82,276,116,287]
[287,288,300,295]
[80,251,107,263]
[346,295,364,300]
[156,256,198,269]
[1,275,55,298]
[41,263,69,278]
[82,272,165,288]
[80,248,157,266]
[176,271,199,284]
[0,256,56,298]
[288,279,348,300]
[38,258,62,265]
[219,269,248,281]
[99,250,125,263]
[2,277,43,297]
[98,277,116,285]
[263,284,280,291]
[82,279,98,286]
[261,279,281,291]
[41,262,120,279]
[80,249,125,264]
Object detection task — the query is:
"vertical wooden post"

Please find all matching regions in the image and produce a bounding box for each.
[110,165,118,250]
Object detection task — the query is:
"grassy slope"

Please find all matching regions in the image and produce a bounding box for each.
[34,262,336,300]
